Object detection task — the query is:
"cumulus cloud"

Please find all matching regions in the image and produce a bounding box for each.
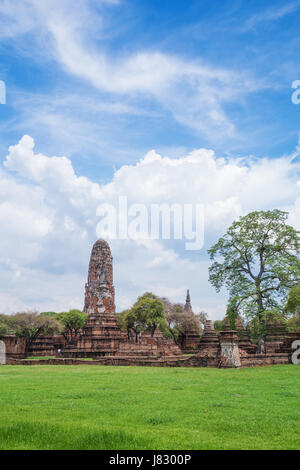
[4,135,101,201]
[98,147,300,234]
[2,135,300,318]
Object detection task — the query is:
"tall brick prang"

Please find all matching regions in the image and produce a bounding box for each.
[62,238,183,359]
[84,238,116,319]
[64,238,123,357]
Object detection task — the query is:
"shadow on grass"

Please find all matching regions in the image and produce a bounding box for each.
[0,422,154,450]
[145,415,175,426]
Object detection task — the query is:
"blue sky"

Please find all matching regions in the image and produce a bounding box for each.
[0,0,300,317]
[1,0,300,175]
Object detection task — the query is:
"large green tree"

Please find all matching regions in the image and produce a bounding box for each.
[0,314,12,337]
[11,312,62,358]
[286,284,300,316]
[285,284,300,332]
[208,210,300,326]
[122,293,166,341]
[0,320,9,337]
[58,310,87,345]
[161,297,201,345]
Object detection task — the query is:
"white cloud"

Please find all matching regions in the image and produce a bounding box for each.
[0,0,39,38]
[0,0,265,141]
[4,135,102,213]
[242,1,300,31]
[2,135,300,319]
[0,201,51,238]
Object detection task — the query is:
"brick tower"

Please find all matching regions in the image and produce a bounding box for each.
[66,239,123,357]
[62,238,184,359]
[84,238,116,324]
[184,289,192,313]
[179,289,201,353]
[198,320,219,354]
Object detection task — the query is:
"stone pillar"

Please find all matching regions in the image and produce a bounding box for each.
[0,340,6,365]
[2,335,26,360]
[219,318,241,368]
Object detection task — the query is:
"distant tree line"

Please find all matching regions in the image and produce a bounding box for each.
[0,299,205,358]
[116,292,206,345]
[0,310,87,358]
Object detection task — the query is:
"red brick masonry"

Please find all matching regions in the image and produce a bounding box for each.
[2,239,299,368]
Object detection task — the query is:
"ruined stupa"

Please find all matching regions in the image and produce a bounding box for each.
[184,289,192,313]
[265,317,288,353]
[84,238,116,324]
[179,290,201,353]
[198,319,219,353]
[66,239,124,357]
[235,316,256,354]
[64,238,181,358]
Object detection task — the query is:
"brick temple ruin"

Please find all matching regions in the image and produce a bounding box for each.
[178,290,202,354]
[2,238,300,368]
[62,238,181,358]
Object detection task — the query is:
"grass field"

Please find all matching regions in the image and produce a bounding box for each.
[0,364,299,450]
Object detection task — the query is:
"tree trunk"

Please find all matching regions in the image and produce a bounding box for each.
[23,329,42,358]
[168,328,179,345]
[255,280,265,332]
[24,340,30,359]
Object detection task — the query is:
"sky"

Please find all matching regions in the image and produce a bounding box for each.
[0,0,300,319]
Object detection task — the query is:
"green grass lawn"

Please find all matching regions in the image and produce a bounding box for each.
[0,364,299,450]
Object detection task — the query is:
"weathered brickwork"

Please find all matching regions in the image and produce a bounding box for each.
[235,316,257,354]
[28,335,55,357]
[63,238,181,359]
[178,290,201,353]
[265,318,288,354]
[1,335,26,359]
[219,318,241,368]
[199,320,219,353]
[84,238,116,316]
[3,239,300,369]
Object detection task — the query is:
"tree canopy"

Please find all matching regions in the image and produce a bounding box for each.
[121,292,166,341]
[285,284,300,332]
[10,311,61,358]
[0,313,12,337]
[161,297,202,344]
[286,284,300,316]
[208,210,300,326]
[57,310,87,345]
